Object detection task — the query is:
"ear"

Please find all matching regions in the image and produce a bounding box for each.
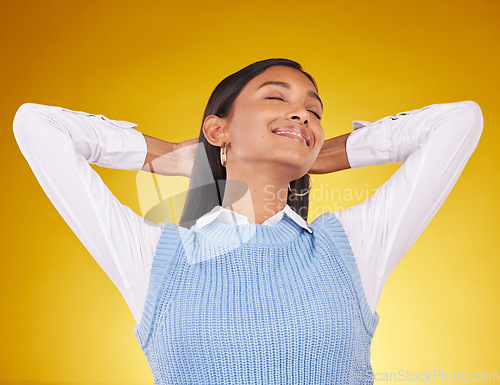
[203,114,228,147]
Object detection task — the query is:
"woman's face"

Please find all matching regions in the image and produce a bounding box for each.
[222,65,325,179]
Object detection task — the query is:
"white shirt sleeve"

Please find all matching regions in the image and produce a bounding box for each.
[13,102,163,324]
[333,101,483,315]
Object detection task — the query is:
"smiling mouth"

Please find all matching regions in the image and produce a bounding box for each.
[272,131,309,146]
[271,128,309,147]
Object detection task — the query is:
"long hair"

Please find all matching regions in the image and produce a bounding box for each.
[178,58,319,228]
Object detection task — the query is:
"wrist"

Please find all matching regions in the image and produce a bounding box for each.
[310,133,350,174]
[141,135,178,175]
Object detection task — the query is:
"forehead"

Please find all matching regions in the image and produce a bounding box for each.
[245,65,317,93]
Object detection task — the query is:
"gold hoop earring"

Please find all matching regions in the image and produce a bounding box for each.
[288,172,313,197]
[220,142,227,167]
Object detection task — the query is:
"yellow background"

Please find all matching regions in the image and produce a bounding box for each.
[2,0,499,383]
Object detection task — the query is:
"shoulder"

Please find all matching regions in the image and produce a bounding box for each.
[155,221,191,247]
[310,211,345,235]
[310,212,351,248]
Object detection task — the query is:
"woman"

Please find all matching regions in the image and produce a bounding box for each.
[13,58,483,384]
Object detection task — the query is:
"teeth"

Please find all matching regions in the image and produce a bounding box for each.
[274,131,306,143]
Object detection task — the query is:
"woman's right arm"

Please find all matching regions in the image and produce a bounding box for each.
[12,103,173,324]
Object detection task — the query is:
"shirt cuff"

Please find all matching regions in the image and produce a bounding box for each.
[97,117,147,171]
[346,119,392,169]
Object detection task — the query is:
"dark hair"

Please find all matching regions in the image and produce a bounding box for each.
[178,58,318,229]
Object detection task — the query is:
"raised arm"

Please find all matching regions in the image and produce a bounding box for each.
[332,101,483,314]
[141,134,198,177]
[13,103,167,323]
[309,133,351,174]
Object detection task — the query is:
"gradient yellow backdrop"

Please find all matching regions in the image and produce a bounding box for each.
[2,0,499,383]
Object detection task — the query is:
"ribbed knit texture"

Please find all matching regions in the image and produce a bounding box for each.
[134,212,380,384]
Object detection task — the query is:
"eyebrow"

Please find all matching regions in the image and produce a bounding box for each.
[257,81,323,110]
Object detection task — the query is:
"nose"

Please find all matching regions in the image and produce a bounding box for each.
[287,102,309,125]
[291,115,307,125]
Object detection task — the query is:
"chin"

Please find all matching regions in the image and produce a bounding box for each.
[277,147,310,164]
[242,145,311,171]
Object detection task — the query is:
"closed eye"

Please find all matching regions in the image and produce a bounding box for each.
[265,97,321,120]
[265,96,285,101]
[310,110,322,119]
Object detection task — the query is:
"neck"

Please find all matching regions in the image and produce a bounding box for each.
[221,175,290,225]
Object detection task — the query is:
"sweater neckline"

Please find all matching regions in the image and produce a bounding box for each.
[191,213,311,246]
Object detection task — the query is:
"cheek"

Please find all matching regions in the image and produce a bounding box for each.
[230,111,272,145]
[319,130,326,144]
[315,126,325,144]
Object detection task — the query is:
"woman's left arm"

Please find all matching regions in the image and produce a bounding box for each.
[317,101,483,314]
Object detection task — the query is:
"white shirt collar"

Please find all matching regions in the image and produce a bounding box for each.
[195,204,312,233]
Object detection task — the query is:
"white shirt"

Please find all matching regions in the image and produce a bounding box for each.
[196,204,312,233]
[12,101,483,324]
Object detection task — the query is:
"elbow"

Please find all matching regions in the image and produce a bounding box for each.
[13,103,45,147]
[453,100,484,147]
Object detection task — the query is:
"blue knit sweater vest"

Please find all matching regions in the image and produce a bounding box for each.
[134,212,379,384]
